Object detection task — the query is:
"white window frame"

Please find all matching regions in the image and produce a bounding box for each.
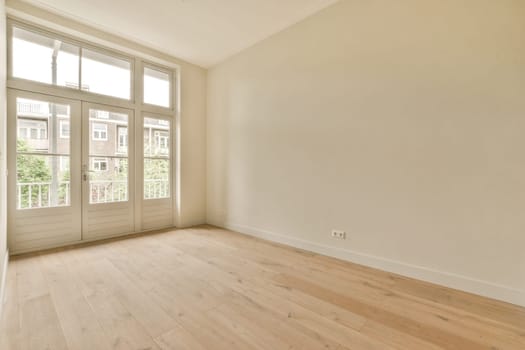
[81,47,133,100]
[92,123,108,141]
[9,21,134,102]
[7,17,179,237]
[154,130,169,155]
[92,157,108,172]
[59,119,70,138]
[17,118,47,140]
[143,63,173,109]
[117,125,128,153]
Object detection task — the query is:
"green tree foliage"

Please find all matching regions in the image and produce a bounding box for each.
[16,139,52,208]
[144,158,169,198]
[17,140,52,183]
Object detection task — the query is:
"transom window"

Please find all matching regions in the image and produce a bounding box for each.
[144,66,171,108]
[12,25,132,100]
[82,48,131,99]
[10,23,175,109]
[12,27,79,88]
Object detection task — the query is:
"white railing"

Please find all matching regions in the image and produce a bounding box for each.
[17,179,169,208]
[144,179,169,199]
[17,181,70,209]
[17,102,44,114]
[89,180,128,204]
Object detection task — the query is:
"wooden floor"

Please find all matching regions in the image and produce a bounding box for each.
[1,226,524,350]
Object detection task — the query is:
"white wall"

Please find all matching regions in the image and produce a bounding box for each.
[178,63,207,227]
[0,0,7,305]
[0,0,7,274]
[207,0,525,305]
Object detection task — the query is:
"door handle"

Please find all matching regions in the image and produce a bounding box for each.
[82,168,94,181]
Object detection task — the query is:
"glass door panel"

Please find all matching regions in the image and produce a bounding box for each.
[87,109,129,204]
[141,115,173,230]
[143,117,170,200]
[15,98,72,209]
[7,91,81,252]
[82,103,134,239]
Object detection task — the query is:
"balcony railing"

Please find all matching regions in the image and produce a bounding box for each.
[17,181,70,209]
[89,180,128,204]
[17,102,44,114]
[17,102,69,116]
[17,179,169,209]
[144,179,170,199]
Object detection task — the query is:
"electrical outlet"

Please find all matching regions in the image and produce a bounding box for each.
[331,230,346,239]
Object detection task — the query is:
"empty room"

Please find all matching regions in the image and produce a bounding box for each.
[0,0,524,349]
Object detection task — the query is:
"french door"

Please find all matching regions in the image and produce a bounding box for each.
[7,90,82,251]
[81,102,134,240]
[7,91,136,252]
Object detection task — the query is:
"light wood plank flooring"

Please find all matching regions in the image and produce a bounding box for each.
[1,225,524,350]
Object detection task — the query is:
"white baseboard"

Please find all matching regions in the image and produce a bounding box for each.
[212,221,525,307]
[0,249,8,318]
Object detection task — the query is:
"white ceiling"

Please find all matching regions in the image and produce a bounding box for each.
[19,0,339,68]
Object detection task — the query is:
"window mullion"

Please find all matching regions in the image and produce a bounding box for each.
[78,47,82,91]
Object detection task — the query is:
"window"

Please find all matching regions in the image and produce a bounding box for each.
[144,117,170,199]
[17,118,47,140]
[11,25,132,100]
[95,110,109,119]
[12,27,80,88]
[117,126,128,153]
[16,98,70,155]
[144,66,171,108]
[92,123,108,141]
[59,120,70,138]
[92,158,108,172]
[18,127,27,139]
[154,131,169,155]
[15,98,72,209]
[59,157,69,172]
[10,22,177,212]
[82,48,131,99]
[88,109,129,204]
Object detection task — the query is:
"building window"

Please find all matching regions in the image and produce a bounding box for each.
[92,123,108,141]
[154,130,169,155]
[117,126,128,153]
[95,110,109,119]
[92,157,108,171]
[17,118,47,140]
[59,120,70,138]
[59,157,69,172]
